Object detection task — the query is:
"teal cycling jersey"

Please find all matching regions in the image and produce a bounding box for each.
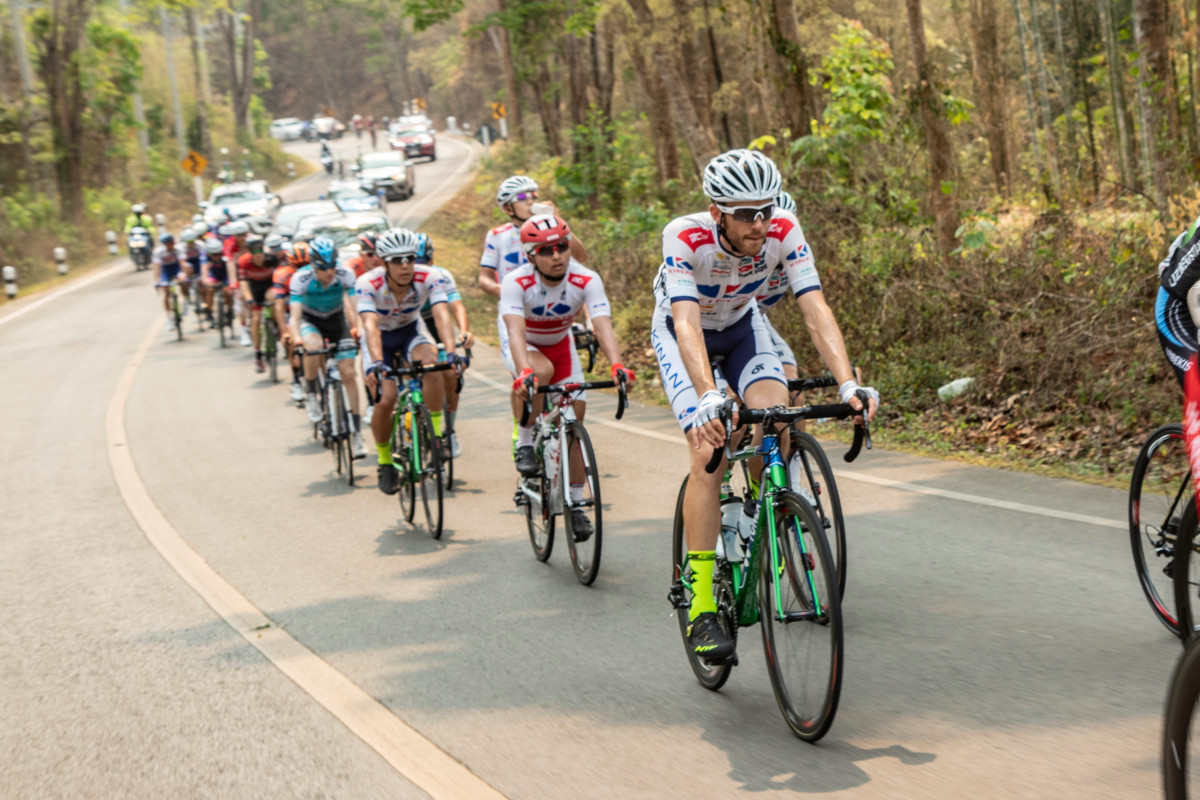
[419,266,461,314]
[289,264,357,318]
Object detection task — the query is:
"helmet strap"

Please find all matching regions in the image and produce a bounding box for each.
[531,257,564,285]
[716,214,748,258]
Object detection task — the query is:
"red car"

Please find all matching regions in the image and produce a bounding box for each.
[389,126,437,161]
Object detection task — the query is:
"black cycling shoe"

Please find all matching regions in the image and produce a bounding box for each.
[570,509,594,541]
[377,463,400,495]
[686,612,735,662]
[515,446,538,476]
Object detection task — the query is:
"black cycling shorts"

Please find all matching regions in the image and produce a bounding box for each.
[1156,286,1198,386]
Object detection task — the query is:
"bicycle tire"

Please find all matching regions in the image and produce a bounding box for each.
[1131,423,1189,636]
[1175,498,1200,644]
[788,432,847,599]
[563,422,603,586]
[1165,631,1200,799]
[263,316,278,383]
[415,406,444,538]
[759,491,843,742]
[330,379,345,476]
[172,288,183,341]
[218,293,228,348]
[393,408,416,522]
[525,467,555,562]
[671,474,735,691]
[441,414,455,491]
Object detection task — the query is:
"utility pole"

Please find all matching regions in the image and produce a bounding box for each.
[115,0,150,158]
[7,0,38,188]
[161,6,202,204]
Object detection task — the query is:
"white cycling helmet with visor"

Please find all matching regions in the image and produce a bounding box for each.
[496,175,539,207]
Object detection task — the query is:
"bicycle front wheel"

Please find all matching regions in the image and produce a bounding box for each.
[415,406,444,538]
[1164,633,1200,799]
[1175,498,1200,644]
[563,422,602,586]
[1132,423,1190,636]
[393,410,416,522]
[330,380,346,476]
[759,491,843,742]
[172,289,183,341]
[671,474,734,691]
[788,432,847,599]
[218,294,228,348]
[263,320,278,383]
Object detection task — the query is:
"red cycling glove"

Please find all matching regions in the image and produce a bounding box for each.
[513,367,535,393]
[611,362,636,385]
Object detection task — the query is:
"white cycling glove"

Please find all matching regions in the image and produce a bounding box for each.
[690,389,726,429]
[839,380,880,407]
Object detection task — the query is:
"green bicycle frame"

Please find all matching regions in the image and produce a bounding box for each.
[392,378,427,483]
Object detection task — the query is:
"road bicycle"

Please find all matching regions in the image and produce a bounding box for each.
[1130,422,1190,636]
[259,305,280,383]
[437,346,471,492]
[308,342,360,486]
[215,287,233,348]
[668,396,870,742]
[164,279,185,341]
[384,360,458,538]
[572,324,598,373]
[514,374,628,586]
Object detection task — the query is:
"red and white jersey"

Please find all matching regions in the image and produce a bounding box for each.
[653,210,820,331]
[499,261,611,347]
[355,265,449,332]
[480,221,528,284]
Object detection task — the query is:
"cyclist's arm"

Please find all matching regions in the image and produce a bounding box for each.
[430,302,458,357]
[288,299,304,343]
[449,298,473,348]
[504,314,532,375]
[590,314,622,368]
[342,291,360,335]
[478,266,501,298]
[361,311,383,363]
[569,235,588,266]
[795,289,876,419]
[670,300,725,450]
[1188,284,1200,328]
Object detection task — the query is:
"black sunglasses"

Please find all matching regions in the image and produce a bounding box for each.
[716,202,775,223]
[387,255,416,265]
[534,241,570,257]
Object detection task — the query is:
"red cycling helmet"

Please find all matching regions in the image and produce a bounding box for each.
[519,214,571,255]
[357,231,379,254]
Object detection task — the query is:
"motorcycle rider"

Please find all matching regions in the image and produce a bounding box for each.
[320,141,334,174]
[123,204,158,267]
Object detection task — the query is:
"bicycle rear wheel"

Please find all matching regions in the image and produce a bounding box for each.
[1165,632,1200,799]
[263,318,278,383]
[562,422,603,586]
[1175,498,1200,644]
[671,474,735,691]
[525,472,555,561]
[759,491,843,742]
[1132,423,1189,636]
[393,409,416,522]
[330,380,346,476]
[788,432,847,599]
[415,406,444,538]
[218,293,228,348]
[172,288,183,341]
[441,420,455,491]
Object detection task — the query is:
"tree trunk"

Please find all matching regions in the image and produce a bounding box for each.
[767,0,813,137]
[1133,0,1181,192]
[1023,0,1061,193]
[1098,0,1138,188]
[185,6,211,158]
[533,59,565,157]
[1071,0,1101,197]
[1009,0,1047,189]
[968,0,1010,196]
[669,0,713,133]
[621,13,681,183]
[905,0,958,255]
[494,0,524,145]
[1049,0,1079,186]
[625,0,720,173]
[34,0,92,226]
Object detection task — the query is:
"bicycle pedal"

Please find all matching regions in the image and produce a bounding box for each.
[702,651,738,668]
[513,490,530,507]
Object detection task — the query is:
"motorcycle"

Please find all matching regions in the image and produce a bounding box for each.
[320,151,334,174]
[128,226,152,272]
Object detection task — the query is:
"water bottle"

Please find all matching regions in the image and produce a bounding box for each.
[543,432,562,500]
[737,500,757,561]
[718,501,743,562]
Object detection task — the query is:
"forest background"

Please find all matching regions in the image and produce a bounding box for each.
[2,0,1196,482]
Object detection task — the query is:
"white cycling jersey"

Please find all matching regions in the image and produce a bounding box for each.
[480,221,528,284]
[355,265,448,332]
[499,260,611,347]
[653,210,820,330]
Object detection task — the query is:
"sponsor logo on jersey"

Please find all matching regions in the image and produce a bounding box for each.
[767,217,795,241]
[1170,240,1200,287]
[567,272,592,289]
[678,227,715,251]
[516,274,537,290]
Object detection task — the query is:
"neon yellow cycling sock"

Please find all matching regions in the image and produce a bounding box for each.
[748,474,760,499]
[511,418,518,442]
[376,442,392,465]
[430,410,444,437]
[687,551,717,620]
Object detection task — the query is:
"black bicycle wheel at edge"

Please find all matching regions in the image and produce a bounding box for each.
[330,381,346,476]
[172,290,183,341]
[441,425,455,491]
[415,406,444,538]
[760,491,843,743]
[393,410,416,523]
[1131,423,1190,636]
[264,322,278,383]
[1174,497,1200,645]
[218,298,227,348]
[787,432,847,599]
[671,474,735,692]
[1165,635,1200,799]
[525,467,555,562]
[562,422,603,586]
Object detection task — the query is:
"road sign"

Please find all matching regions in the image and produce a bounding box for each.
[415,98,426,111]
[491,102,506,120]
[181,150,207,177]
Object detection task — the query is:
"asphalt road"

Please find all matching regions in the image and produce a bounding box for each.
[0,131,1181,799]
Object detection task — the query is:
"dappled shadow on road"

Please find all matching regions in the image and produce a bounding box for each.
[298,473,364,498]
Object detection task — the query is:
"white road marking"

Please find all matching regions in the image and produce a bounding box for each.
[106,316,509,800]
[389,137,479,229]
[0,261,129,328]
[468,362,1126,529]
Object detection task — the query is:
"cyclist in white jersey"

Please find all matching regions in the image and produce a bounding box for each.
[652,149,879,662]
[359,228,464,495]
[503,215,635,531]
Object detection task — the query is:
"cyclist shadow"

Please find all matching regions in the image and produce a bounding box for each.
[375,526,479,555]
[298,476,364,498]
[702,711,935,793]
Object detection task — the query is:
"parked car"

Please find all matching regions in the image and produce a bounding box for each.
[271,200,340,241]
[389,125,436,161]
[322,181,382,213]
[204,180,281,228]
[353,152,415,201]
[312,115,345,140]
[269,117,305,141]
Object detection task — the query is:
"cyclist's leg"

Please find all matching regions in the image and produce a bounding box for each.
[331,313,362,420]
[1157,286,1198,387]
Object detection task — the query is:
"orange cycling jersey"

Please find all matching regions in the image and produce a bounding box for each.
[345,255,369,279]
[273,263,297,300]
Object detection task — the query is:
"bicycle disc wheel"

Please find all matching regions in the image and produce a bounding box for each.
[393,411,416,522]
[1131,423,1189,636]
[788,432,847,599]
[1165,633,1200,799]
[759,492,843,742]
[671,474,735,691]
[415,406,444,538]
[562,423,603,586]
[525,472,555,562]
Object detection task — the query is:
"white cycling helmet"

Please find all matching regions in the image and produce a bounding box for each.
[191,213,205,224]
[376,227,420,259]
[263,233,284,252]
[496,175,539,206]
[221,220,250,236]
[204,237,224,255]
[180,227,198,243]
[776,191,796,214]
[703,149,782,203]
[131,203,147,214]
